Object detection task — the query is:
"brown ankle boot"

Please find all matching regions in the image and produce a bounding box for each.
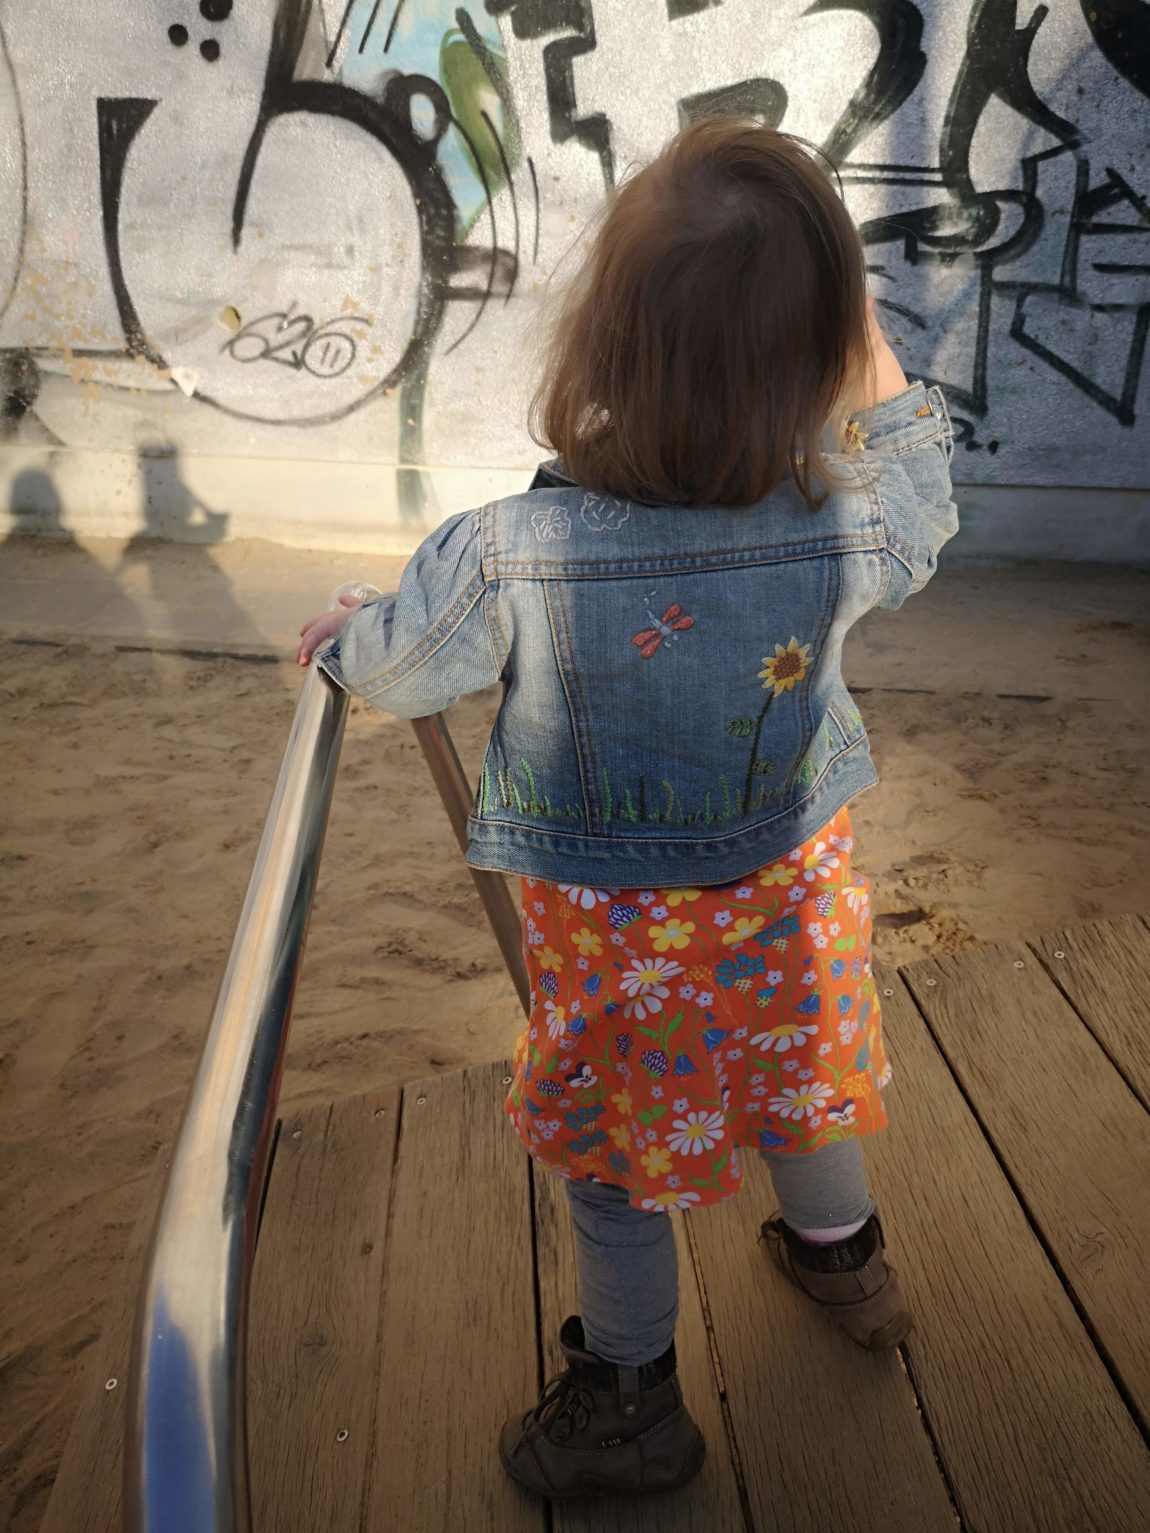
[760,1213,913,1350]
[499,1316,705,1499]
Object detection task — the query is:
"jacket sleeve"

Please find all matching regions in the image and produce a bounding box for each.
[314,508,504,718]
[857,381,959,609]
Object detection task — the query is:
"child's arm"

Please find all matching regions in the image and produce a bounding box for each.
[860,381,958,609]
[304,509,503,718]
[847,297,959,608]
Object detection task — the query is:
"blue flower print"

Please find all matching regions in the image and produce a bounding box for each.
[703,1027,729,1052]
[608,1150,632,1177]
[568,1014,588,1037]
[854,1042,871,1071]
[583,973,602,997]
[565,1102,605,1130]
[837,994,853,1015]
[525,1100,542,1116]
[830,959,847,979]
[754,912,801,947]
[759,1129,789,1150]
[796,993,821,1016]
[531,504,571,541]
[672,1053,698,1076]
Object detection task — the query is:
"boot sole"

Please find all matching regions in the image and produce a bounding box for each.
[500,1428,706,1501]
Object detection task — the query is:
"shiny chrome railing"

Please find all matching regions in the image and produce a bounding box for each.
[124,589,527,1532]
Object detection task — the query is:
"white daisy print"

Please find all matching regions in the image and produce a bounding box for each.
[557,884,612,910]
[666,1111,725,1156]
[769,1082,834,1120]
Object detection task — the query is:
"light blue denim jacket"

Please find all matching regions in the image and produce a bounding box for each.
[318,381,957,886]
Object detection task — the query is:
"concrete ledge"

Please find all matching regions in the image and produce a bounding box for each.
[1,445,1147,564]
[951,484,1150,566]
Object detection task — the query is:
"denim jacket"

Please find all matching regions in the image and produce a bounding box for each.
[318,381,957,886]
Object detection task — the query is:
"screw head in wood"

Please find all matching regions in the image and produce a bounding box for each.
[105,1377,118,1391]
[1013,960,1025,969]
[925,977,937,987]
[882,988,894,997]
[336,1428,349,1443]
[502,1075,512,1085]
[291,1128,302,1139]
[416,1094,427,1105]
[374,1107,386,1117]
[1053,950,1065,960]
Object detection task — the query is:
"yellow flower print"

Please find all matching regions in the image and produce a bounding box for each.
[612,1088,633,1117]
[758,638,813,697]
[665,888,702,907]
[649,917,696,952]
[759,862,797,888]
[640,1145,673,1178]
[571,927,603,958]
[609,1124,631,1151]
[721,914,765,947]
[538,947,565,972]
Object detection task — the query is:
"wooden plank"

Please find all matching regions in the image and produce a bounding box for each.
[1030,915,1150,1108]
[689,1154,956,1531]
[902,942,1150,1425]
[38,1150,169,1533]
[532,1164,749,1532]
[249,1088,400,1532]
[867,965,1150,1531]
[364,1060,545,1533]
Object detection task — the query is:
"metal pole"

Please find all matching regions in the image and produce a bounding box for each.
[411,713,530,1018]
[124,664,349,1533]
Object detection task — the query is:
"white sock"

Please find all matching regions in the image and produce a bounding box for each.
[790,1217,868,1246]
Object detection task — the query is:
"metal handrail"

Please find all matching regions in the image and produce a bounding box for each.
[124,660,349,1533]
[124,602,529,1531]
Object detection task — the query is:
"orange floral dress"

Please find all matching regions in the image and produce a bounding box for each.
[504,808,889,1212]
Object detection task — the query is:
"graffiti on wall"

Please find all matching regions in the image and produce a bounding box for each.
[0,0,1146,513]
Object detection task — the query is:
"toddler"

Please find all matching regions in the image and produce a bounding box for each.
[299,118,957,1502]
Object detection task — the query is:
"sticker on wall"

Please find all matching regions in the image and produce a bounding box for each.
[170,366,200,398]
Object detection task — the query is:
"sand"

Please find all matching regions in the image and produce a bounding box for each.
[2,552,1148,1528]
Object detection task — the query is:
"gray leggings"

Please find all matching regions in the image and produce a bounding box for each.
[565,1140,873,1367]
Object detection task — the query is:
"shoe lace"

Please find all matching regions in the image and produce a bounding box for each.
[532,1372,595,1441]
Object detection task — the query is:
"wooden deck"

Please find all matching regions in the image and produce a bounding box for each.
[42,915,1150,1532]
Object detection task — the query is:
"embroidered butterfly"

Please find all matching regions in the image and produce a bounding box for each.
[631,592,694,659]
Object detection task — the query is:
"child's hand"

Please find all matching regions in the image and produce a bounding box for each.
[297,593,365,666]
[858,294,909,410]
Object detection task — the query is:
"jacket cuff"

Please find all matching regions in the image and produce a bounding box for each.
[315,634,348,690]
[851,381,953,462]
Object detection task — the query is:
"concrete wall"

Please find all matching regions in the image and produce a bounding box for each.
[0,0,1147,555]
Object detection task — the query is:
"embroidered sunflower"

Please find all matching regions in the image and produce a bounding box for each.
[758,638,813,697]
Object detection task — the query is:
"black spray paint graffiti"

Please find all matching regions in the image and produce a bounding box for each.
[0,0,1147,492]
[222,306,373,378]
[489,0,1149,447]
[0,0,533,518]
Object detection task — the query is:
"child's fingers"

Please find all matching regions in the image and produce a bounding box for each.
[338,593,365,608]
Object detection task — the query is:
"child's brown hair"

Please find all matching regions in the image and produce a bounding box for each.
[533,118,871,510]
